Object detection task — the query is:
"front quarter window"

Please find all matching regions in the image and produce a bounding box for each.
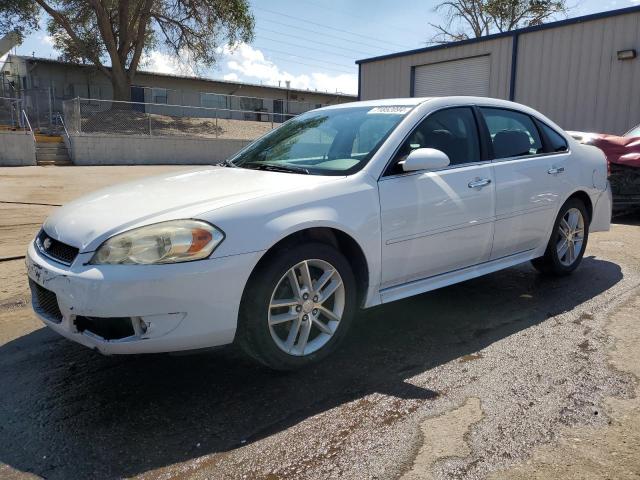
[230,106,411,175]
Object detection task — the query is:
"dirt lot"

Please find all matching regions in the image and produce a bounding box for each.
[0,166,639,480]
[81,112,275,140]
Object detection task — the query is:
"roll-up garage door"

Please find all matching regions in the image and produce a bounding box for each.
[413,55,490,97]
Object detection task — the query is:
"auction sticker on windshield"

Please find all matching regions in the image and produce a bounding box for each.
[368,106,413,114]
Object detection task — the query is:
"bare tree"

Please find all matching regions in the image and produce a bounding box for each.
[430,0,568,43]
[1,0,254,101]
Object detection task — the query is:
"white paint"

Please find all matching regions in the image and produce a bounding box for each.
[26,96,611,356]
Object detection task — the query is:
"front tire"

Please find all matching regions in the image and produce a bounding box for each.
[237,242,357,370]
[532,198,589,276]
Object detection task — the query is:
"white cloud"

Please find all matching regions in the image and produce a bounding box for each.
[142,50,196,76]
[223,72,239,81]
[221,43,357,94]
[40,35,54,46]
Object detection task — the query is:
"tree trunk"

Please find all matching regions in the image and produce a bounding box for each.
[111,73,131,102]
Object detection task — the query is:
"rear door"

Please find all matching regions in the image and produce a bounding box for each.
[480,107,569,259]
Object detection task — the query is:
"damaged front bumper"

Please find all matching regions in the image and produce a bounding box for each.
[26,241,261,354]
[610,163,640,212]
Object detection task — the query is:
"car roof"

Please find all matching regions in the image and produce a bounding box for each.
[321,98,431,110]
[320,96,541,111]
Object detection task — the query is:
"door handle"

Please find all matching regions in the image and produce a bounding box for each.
[468,178,492,189]
[548,167,565,175]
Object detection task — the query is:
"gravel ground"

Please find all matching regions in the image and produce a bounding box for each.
[0,166,638,479]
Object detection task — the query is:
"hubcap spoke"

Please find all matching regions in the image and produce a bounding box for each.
[287,268,302,299]
[269,311,298,325]
[319,278,342,303]
[567,242,575,263]
[270,298,298,308]
[300,261,313,291]
[319,305,340,322]
[312,317,333,335]
[567,210,579,229]
[285,317,302,350]
[557,238,569,259]
[313,268,335,292]
[296,319,312,354]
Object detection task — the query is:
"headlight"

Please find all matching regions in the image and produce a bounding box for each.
[90,220,224,265]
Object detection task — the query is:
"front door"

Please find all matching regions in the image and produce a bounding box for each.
[379,107,495,289]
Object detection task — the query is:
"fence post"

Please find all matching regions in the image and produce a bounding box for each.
[215,108,218,138]
[271,112,274,130]
[148,113,152,136]
[48,87,53,130]
[75,97,81,134]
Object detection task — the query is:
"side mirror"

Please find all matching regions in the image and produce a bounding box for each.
[402,148,450,172]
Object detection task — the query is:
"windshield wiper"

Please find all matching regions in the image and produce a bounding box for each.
[243,162,310,175]
[216,159,236,168]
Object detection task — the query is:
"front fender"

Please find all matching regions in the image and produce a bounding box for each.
[203,177,383,307]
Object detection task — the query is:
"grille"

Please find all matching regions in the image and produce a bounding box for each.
[36,230,79,265]
[30,280,63,323]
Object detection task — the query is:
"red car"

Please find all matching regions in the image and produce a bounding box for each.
[570,124,640,213]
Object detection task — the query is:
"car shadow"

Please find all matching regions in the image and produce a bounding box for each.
[613,211,640,226]
[0,257,622,479]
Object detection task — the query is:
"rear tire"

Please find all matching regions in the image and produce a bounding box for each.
[531,198,589,276]
[237,242,356,370]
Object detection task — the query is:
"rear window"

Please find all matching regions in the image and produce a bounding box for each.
[480,107,543,159]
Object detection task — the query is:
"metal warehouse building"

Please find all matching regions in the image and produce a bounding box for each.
[356,5,640,135]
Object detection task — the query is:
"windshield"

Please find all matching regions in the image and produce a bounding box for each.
[229,106,412,175]
[624,124,640,138]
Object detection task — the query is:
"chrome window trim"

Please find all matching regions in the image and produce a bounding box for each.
[490,149,571,164]
[379,159,493,181]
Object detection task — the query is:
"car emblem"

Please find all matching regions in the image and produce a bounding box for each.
[43,237,52,250]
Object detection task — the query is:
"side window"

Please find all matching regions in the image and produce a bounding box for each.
[537,121,568,152]
[480,108,543,159]
[391,107,481,173]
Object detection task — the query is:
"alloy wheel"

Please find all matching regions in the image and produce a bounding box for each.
[556,207,585,267]
[268,259,345,356]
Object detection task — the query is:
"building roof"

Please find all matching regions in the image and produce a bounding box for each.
[356,4,640,64]
[8,54,356,98]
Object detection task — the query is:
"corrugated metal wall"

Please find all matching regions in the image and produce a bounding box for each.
[514,12,640,134]
[359,9,640,134]
[359,36,513,100]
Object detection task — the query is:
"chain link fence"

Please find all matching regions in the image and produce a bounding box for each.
[0,96,22,129]
[63,98,310,139]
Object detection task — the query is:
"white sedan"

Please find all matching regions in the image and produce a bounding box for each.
[27,97,612,370]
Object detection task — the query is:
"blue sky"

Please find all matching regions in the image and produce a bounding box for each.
[5,0,639,95]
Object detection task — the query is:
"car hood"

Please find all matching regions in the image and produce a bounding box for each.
[44,166,339,251]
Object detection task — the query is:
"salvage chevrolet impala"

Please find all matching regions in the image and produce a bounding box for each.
[27,97,612,369]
